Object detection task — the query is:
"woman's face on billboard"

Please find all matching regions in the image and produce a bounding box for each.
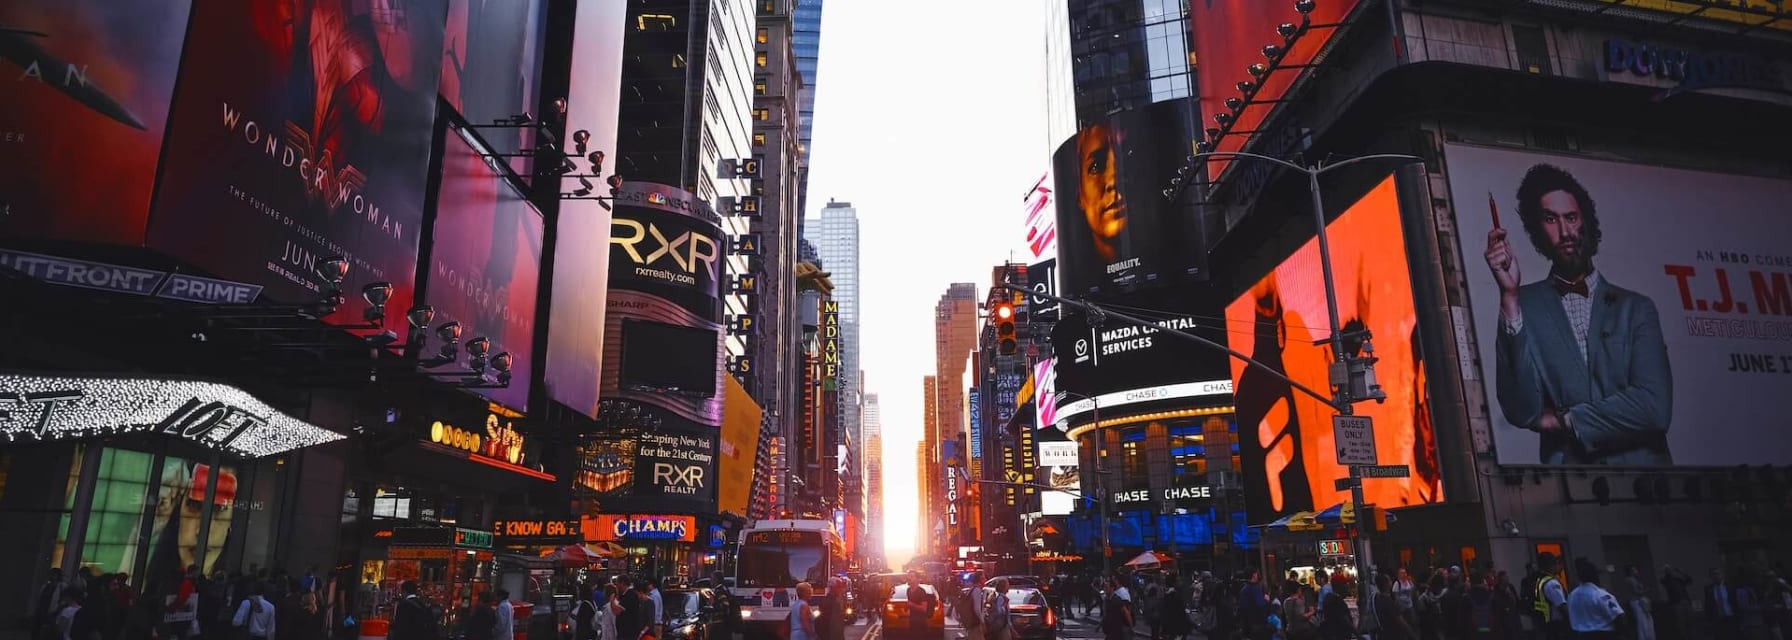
[1076,124,1127,260]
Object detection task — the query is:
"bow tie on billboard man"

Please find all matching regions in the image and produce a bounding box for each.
[1483,163,1674,465]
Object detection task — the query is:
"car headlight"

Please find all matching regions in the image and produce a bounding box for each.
[668,625,696,638]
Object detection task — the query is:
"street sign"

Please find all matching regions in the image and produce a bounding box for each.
[1334,477,1360,491]
[1332,415,1378,466]
[1353,465,1411,479]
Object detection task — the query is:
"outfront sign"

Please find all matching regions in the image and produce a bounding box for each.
[0,373,341,458]
[1,249,264,304]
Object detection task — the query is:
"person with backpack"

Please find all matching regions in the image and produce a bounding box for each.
[1372,573,1417,640]
[571,586,599,640]
[983,578,1013,640]
[957,575,985,640]
[1456,572,1499,639]
[232,584,277,640]
[1317,574,1354,640]
[389,582,437,640]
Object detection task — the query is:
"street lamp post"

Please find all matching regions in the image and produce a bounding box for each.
[1052,390,1109,577]
[1006,149,1420,589]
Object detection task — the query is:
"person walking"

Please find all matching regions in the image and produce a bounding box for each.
[959,574,986,640]
[596,585,620,640]
[1622,567,1655,640]
[1281,581,1316,640]
[1158,573,1192,640]
[1376,573,1418,640]
[232,585,278,640]
[495,590,516,640]
[1101,578,1134,640]
[1317,575,1354,640]
[983,578,1013,640]
[819,578,847,640]
[466,593,497,640]
[1566,559,1623,640]
[572,586,600,640]
[388,582,437,640]
[1707,569,1741,640]
[789,584,816,640]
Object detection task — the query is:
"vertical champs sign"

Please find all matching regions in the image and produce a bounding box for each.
[821,300,840,391]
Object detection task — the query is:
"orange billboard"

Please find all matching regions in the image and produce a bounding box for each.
[719,375,762,517]
[1224,176,1443,522]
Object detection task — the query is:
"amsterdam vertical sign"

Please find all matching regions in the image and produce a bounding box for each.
[821,299,840,391]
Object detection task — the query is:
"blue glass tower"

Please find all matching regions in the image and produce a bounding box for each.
[794,0,822,217]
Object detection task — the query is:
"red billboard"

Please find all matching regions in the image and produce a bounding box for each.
[1192,0,1363,179]
[147,0,448,331]
[425,131,543,411]
[543,0,627,419]
[439,0,545,174]
[0,0,193,245]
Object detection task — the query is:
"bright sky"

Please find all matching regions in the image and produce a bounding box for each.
[804,1,1051,570]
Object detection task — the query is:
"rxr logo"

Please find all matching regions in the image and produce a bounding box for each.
[612,218,719,276]
[653,463,705,495]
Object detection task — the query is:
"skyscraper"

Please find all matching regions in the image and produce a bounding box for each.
[807,201,862,530]
[793,0,824,212]
[863,393,884,569]
[930,283,979,552]
[1062,0,1194,126]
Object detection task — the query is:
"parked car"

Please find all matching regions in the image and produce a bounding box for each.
[1004,588,1057,640]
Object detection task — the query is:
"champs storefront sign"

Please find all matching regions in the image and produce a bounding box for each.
[583,514,699,543]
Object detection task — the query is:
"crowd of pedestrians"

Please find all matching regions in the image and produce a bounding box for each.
[31,565,329,640]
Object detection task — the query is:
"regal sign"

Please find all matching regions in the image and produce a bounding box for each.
[0,373,341,458]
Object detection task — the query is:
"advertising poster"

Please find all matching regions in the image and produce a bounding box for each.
[58,454,242,581]
[1050,288,1232,427]
[575,425,719,514]
[542,0,627,419]
[1190,0,1363,179]
[599,182,727,426]
[1037,440,1078,516]
[1022,170,1058,260]
[1033,358,1058,431]
[1027,259,1062,324]
[0,0,192,245]
[1447,144,1792,466]
[1224,176,1443,522]
[425,132,543,411]
[148,0,448,332]
[439,0,545,174]
[718,375,762,516]
[1052,98,1207,298]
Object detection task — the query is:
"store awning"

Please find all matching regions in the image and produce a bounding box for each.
[1123,551,1173,568]
[0,371,343,457]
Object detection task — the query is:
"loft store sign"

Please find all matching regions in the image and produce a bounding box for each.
[0,373,341,457]
[1604,38,1784,93]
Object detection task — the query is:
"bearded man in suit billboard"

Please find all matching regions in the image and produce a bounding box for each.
[1483,163,1674,464]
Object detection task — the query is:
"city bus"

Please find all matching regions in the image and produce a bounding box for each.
[732,519,846,639]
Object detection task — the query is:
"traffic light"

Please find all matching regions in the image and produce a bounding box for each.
[995,302,1017,355]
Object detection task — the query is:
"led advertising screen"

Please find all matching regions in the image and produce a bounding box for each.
[1037,440,1078,516]
[1052,98,1207,298]
[439,0,545,174]
[1224,176,1443,523]
[1027,259,1062,324]
[1446,144,1792,466]
[1050,287,1232,428]
[1023,171,1058,261]
[424,131,543,411]
[1191,0,1365,180]
[541,0,626,420]
[0,0,192,245]
[574,423,719,514]
[599,182,727,427]
[148,0,448,333]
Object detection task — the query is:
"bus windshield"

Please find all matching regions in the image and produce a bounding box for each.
[737,531,829,587]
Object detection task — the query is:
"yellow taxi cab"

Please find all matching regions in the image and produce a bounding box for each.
[881,583,944,640]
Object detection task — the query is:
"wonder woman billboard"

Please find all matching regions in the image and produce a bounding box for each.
[148,0,447,332]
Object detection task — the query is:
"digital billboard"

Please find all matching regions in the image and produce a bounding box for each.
[1033,358,1058,431]
[574,423,718,514]
[439,0,545,173]
[1447,144,1792,466]
[1052,98,1207,298]
[148,0,448,333]
[1224,176,1443,523]
[1050,287,1232,427]
[542,0,627,419]
[599,182,726,426]
[1022,171,1058,261]
[1026,259,1062,324]
[1191,0,1365,180]
[425,131,542,411]
[0,0,192,245]
[1038,440,1077,516]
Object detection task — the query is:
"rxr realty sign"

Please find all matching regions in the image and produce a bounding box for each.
[0,373,341,457]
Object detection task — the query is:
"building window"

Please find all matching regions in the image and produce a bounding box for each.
[1120,427,1148,491]
[754,108,770,121]
[753,132,767,147]
[756,52,768,68]
[757,27,769,44]
[637,14,677,31]
[755,77,768,95]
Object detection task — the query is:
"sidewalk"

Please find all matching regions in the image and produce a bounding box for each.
[1074,608,1210,640]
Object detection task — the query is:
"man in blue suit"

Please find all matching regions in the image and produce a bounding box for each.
[1483,163,1674,464]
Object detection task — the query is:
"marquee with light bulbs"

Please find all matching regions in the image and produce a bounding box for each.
[0,373,344,458]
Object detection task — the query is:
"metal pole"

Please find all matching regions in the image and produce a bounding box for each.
[61,444,105,578]
[1094,398,1110,578]
[1307,167,1376,588]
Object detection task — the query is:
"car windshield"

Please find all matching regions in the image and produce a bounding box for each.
[663,592,702,617]
[1005,590,1045,607]
[891,584,936,601]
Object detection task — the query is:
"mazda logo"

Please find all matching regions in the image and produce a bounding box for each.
[1075,338,1088,357]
